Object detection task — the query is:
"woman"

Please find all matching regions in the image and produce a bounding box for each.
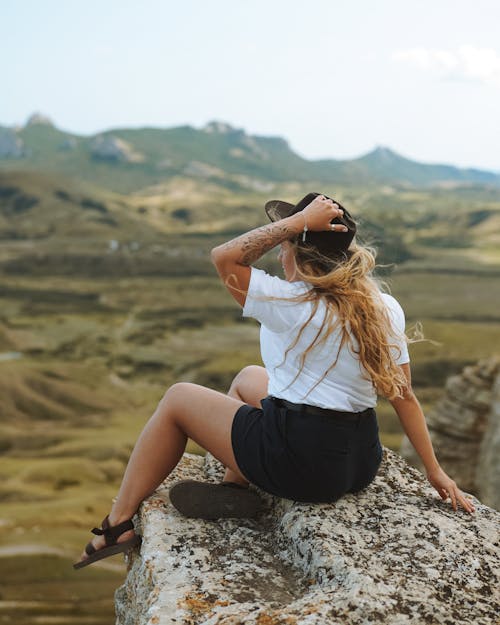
[74,193,474,570]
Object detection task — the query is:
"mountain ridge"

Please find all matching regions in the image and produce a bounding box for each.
[1,113,499,193]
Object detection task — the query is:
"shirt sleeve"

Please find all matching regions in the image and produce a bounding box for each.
[382,294,410,365]
[242,267,309,333]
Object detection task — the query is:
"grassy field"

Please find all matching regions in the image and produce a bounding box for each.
[0,554,124,625]
[1,257,498,551]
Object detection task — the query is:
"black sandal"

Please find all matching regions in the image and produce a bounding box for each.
[169,480,263,520]
[73,515,141,570]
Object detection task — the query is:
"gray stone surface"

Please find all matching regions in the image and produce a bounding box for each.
[25,112,54,126]
[90,134,145,163]
[59,137,77,151]
[477,371,500,510]
[400,356,500,509]
[0,128,24,158]
[115,449,499,625]
[183,161,225,178]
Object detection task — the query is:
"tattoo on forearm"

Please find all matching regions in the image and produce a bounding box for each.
[238,223,295,264]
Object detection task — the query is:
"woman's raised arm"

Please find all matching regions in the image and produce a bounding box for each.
[211,197,345,306]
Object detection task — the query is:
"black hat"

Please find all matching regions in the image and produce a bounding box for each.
[265,192,357,260]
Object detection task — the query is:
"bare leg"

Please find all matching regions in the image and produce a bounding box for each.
[223,366,269,486]
[78,381,256,562]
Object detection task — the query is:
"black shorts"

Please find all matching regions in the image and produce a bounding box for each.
[231,395,383,503]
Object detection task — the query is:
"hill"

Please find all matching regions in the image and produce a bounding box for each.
[2,169,500,279]
[1,114,499,193]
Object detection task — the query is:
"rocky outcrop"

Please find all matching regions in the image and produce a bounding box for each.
[203,121,268,160]
[0,128,24,158]
[400,356,500,510]
[115,449,499,625]
[203,121,240,135]
[59,137,77,151]
[182,161,226,178]
[90,135,145,163]
[25,112,54,127]
[477,370,500,509]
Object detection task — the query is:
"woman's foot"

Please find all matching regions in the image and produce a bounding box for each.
[73,515,141,569]
[223,467,249,488]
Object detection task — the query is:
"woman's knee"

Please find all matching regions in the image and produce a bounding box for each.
[159,382,195,412]
[230,365,261,382]
[229,365,262,392]
[242,365,267,377]
[228,365,268,405]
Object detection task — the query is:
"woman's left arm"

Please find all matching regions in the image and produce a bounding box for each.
[390,363,475,513]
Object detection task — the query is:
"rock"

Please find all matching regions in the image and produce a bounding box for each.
[25,112,54,127]
[228,147,246,158]
[90,134,145,163]
[156,158,173,170]
[203,121,241,135]
[182,161,225,178]
[232,175,275,192]
[239,135,268,160]
[477,371,500,510]
[202,121,268,160]
[59,137,77,151]
[400,356,500,509]
[115,449,499,625]
[0,128,25,158]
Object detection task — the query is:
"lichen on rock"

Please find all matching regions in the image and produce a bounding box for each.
[115,448,499,624]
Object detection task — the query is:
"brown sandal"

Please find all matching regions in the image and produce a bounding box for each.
[73,515,141,570]
[169,480,263,520]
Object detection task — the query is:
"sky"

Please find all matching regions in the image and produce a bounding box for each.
[2,0,500,171]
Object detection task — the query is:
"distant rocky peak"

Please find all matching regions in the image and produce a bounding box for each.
[203,120,244,135]
[374,145,393,154]
[369,145,400,160]
[25,112,54,127]
[355,145,410,167]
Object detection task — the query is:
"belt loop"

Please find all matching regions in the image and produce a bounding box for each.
[277,401,288,441]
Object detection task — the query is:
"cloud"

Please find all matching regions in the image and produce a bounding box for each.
[393,46,500,86]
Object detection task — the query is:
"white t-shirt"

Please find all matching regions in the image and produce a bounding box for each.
[242,267,410,412]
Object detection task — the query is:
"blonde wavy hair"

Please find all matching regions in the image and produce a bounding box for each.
[281,240,423,401]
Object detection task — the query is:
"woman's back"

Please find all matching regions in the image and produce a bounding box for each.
[243,267,409,411]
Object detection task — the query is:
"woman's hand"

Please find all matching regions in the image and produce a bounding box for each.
[302,195,348,233]
[426,467,475,513]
